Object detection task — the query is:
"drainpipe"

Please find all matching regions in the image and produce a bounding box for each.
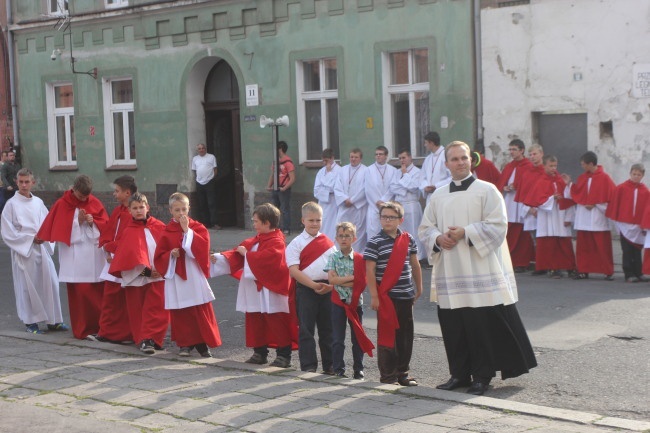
[473,0,483,141]
[6,0,19,150]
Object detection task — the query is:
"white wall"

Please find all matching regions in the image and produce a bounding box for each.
[481,0,650,182]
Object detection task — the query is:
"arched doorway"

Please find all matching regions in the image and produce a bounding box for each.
[203,60,244,227]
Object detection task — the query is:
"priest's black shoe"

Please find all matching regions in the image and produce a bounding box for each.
[436,376,471,390]
[466,380,490,396]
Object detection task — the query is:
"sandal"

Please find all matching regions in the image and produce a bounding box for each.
[573,273,589,280]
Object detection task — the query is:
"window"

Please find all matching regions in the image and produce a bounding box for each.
[382,48,430,157]
[103,78,136,167]
[105,0,128,9]
[48,0,68,16]
[296,58,340,161]
[46,83,76,168]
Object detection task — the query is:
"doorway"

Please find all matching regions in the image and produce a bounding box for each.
[203,61,244,228]
[533,112,588,181]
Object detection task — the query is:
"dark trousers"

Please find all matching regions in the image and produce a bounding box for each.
[195,179,218,227]
[331,303,364,375]
[620,236,643,279]
[295,282,332,372]
[272,188,291,232]
[377,298,414,383]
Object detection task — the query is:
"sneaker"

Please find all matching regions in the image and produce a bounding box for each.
[549,270,563,279]
[195,343,212,358]
[353,371,365,380]
[25,324,45,334]
[139,339,155,355]
[245,352,268,365]
[269,355,291,368]
[47,323,69,331]
[604,274,614,281]
[626,276,640,283]
[335,372,349,378]
[178,347,192,357]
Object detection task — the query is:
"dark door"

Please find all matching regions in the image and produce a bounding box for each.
[205,109,243,227]
[536,113,588,181]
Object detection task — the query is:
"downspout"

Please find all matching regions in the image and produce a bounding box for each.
[473,0,483,141]
[6,0,19,150]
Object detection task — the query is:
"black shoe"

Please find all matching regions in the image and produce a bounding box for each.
[322,367,335,375]
[531,270,547,276]
[195,343,212,358]
[397,376,418,387]
[514,267,527,274]
[335,372,348,378]
[353,371,365,380]
[466,380,490,396]
[436,376,471,390]
[245,352,268,364]
[139,339,155,355]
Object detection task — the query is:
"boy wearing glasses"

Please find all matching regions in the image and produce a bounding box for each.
[364,202,422,386]
[325,222,374,378]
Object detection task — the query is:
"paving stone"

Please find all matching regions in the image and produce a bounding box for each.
[354,399,448,420]
[22,391,78,406]
[241,416,316,432]
[130,411,190,429]
[0,386,42,400]
[94,403,151,422]
[127,392,192,411]
[328,412,410,432]
[88,387,156,404]
[411,412,480,428]
[128,377,195,393]
[239,397,311,416]
[159,420,233,432]
[284,405,355,423]
[0,370,48,385]
[21,376,87,392]
[203,391,268,406]
[157,398,228,420]
[376,421,451,433]
[595,416,650,431]
[200,406,274,428]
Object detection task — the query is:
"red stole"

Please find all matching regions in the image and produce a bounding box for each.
[99,205,131,253]
[221,229,291,295]
[605,180,649,224]
[376,232,410,348]
[496,158,532,192]
[37,189,108,246]
[109,216,166,278]
[570,165,616,205]
[153,218,210,280]
[331,252,375,356]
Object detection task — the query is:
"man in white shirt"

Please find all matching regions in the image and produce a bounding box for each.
[419,132,451,205]
[334,148,368,252]
[191,143,219,229]
[365,146,397,241]
[313,148,341,241]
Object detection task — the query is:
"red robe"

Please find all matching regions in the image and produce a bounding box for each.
[109,216,169,346]
[98,205,133,342]
[153,218,211,280]
[472,155,501,186]
[570,165,616,206]
[496,158,533,193]
[515,164,545,204]
[605,180,649,225]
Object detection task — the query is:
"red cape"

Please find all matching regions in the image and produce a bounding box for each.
[99,205,132,252]
[520,171,568,207]
[376,232,410,349]
[153,218,210,280]
[606,180,649,225]
[221,229,291,296]
[570,166,616,205]
[472,155,501,186]
[37,189,108,246]
[496,158,533,193]
[109,216,167,278]
[515,164,545,203]
[331,252,375,356]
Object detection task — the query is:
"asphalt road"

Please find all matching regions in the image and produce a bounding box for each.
[0,240,648,422]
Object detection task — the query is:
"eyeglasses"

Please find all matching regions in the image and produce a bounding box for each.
[336,234,353,239]
[380,215,400,221]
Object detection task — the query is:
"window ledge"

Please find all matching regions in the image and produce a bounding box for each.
[106,164,137,171]
[49,165,78,172]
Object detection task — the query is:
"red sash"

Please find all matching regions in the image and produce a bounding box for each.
[153,218,210,280]
[37,189,108,246]
[376,232,410,348]
[331,252,375,356]
[109,217,166,278]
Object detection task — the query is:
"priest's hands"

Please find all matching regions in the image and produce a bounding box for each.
[171,248,180,258]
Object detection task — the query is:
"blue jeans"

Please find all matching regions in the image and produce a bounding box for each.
[295,282,332,372]
[272,188,291,232]
[331,302,364,375]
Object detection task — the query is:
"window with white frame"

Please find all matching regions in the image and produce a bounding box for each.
[296,58,340,161]
[48,0,68,15]
[382,48,430,157]
[103,78,136,166]
[105,0,128,9]
[46,82,76,168]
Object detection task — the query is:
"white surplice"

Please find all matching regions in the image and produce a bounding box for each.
[334,163,368,252]
[57,208,106,283]
[420,146,451,204]
[313,162,341,242]
[365,162,397,240]
[1,193,63,324]
[564,182,611,231]
[419,179,518,309]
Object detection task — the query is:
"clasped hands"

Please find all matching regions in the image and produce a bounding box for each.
[436,226,465,250]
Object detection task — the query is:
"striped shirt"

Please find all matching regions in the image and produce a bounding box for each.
[363,229,418,299]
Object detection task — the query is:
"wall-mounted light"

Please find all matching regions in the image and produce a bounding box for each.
[50,49,61,61]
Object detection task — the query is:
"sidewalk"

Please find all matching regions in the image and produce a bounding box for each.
[1,331,647,433]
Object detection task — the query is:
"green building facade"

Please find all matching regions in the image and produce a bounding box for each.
[9,0,476,228]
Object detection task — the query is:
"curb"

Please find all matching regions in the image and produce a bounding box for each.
[3,331,648,432]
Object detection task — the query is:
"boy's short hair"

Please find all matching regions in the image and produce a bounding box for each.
[542,154,558,164]
[380,201,404,219]
[509,139,525,151]
[424,131,440,146]
[301,201,322,217]
[278,141,288,153]
[398,148,411,157]
[73,175,93,195]
[129,192,149,206]
[375,145,389,155]
[350,147,363,158]
[253,203,280,229]
[168,192,189,207]
[336,221,357,237]
[630,163,645,174]
[114,175,137,194]
[16,168,33,178]
[580,151,598,165]
[322,148,335,159]
[528,143,543,153]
